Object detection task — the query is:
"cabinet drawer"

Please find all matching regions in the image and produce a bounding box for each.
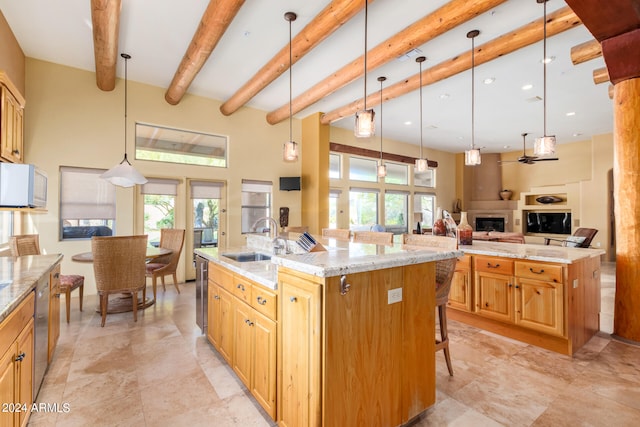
[456,254,471,270]
[516,262,563,283]
[0,292,34,357]
[251,285,277,321]
[209,263,234,292]
[475,256,514,275]
[233,276,253,304]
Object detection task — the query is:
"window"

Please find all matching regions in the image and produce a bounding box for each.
[328,189,341,229]
[414,193,436,227]
[349,157,378,182]
[384,162,408,185]
[241,180,272,234]
[0,211,13,246]
[135,123,228,168]
[329,153,341,179]
[349,188,378,231]
[141,178,180,246]
[415,168,435,187]
[384,191,408,234]
[60,167,115,240]
[191,181,223,247]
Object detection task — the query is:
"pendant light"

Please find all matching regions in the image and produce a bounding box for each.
[415,56,429,173]
[377,76,387,178]
[534,0,556,157]
[283,12,298,162]
[464,30,481,166]
[354,0,375,138]
[100,53,148,188]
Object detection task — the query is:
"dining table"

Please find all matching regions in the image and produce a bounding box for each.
[71,246,173,313]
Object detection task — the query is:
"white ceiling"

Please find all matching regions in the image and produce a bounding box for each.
[0,0,612,154]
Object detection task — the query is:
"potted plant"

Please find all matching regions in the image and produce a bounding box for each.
[499,189,513,200]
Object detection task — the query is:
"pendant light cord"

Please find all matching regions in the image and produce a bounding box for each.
[379,78,383,160]
[543,0,548,137]
[471,35,475,151]
[289,16,293,143]
[419,59,424,159]
[363,0,368,110]
[122,53,131,165]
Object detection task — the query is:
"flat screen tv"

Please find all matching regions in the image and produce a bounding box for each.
[526,212,571,235]
[279,176,301,191]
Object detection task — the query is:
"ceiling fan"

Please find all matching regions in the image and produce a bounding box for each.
[503,133,558,165]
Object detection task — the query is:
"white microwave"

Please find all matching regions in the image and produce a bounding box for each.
[0,163,48,208]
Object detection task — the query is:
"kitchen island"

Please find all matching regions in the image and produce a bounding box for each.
[196,235,461,427]
[449,241,604,356]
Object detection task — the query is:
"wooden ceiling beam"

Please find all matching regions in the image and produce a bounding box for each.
[266,0,508,125]
[164,0,246,105]
[329,143,438,168]
[220,0,368,116]
[570,39,602,65]
[320,6,580,125]
[91,0,121,91]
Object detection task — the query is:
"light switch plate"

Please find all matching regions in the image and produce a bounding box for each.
[388,288,402,304]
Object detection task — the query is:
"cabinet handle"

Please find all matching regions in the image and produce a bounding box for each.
[236,284,245,291]
[214,295,220,300]
[508,283,513,287]
[256,296,267,305]
[245,319,254,326]
[12,149,20,155]
[529,268,544,274]
[487,263,500,268]
[15,352,25,362]
[515,284,520,289]
[290,296,297,303]
[340,275,351,296]
[54,272,60,279]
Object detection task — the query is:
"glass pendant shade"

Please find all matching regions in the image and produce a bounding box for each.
[465,148,482,166]
[283,140,298,162]
[100,155,148,188]
[534,135,556,156]
[377,162,387,178]
[415,158,428,172]
[102,53,147,188]
[354,109,375,137]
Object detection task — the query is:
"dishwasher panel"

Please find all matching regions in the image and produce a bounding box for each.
[195,255,208,334]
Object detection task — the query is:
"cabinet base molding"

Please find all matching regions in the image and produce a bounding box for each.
[448,309,574,356]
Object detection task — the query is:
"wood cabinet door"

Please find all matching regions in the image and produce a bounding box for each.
[251,311,276,419]
[16,320,33,427]
[207,283,220,348]
[323,268,403,427]
[475,271,514,323]
[0,87,23,163]
[232,301,253,387]
[217,287,234,364]
[279,274,321,427]
[515,278,565,337]
[0,345,16,427]
[449,270,471,311]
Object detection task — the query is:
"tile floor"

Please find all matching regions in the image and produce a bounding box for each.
[29,262,640,427]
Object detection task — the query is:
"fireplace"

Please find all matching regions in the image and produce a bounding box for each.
[475,217,505,232]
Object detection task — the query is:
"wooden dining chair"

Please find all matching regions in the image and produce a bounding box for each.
[352,230,394,245]
[145,228,185,300]
[10,234,84,323]
[321,228,351,241]
[401,233,457,376]
[92,235,148,327]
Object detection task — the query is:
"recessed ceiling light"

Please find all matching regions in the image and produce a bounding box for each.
[439,93,450,99]
[522,84,533,90]
[427,125,438,130]
[397,48,423,62]
[457,136,464,140]
[572,133,583,137]
[541,56,555,64]
[483,77,495,85]
[566,111,576,116]
[243,31,251,37]
[404,121,412,126]
[503,145,511,149]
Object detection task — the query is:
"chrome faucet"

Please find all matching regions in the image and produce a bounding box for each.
[251,216,279,239]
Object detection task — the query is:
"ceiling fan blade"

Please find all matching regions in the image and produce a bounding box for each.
[533,157,559,162]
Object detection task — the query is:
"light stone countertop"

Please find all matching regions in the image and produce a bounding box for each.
[0,254,64,322]
[459,240,605,263]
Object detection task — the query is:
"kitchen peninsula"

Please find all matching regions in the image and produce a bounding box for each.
[196,235,461,426]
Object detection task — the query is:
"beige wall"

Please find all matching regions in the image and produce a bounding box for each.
[0,10,25,95]
[22,58,302,294]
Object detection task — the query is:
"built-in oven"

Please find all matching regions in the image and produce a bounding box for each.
[195,255,208,334]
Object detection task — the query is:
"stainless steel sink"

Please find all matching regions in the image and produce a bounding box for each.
[221,252,271,262]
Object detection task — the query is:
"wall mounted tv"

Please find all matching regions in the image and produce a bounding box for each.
[279,176,301,191]
[525,211,571,235]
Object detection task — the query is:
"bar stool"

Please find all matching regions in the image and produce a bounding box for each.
[435,257,457,376]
